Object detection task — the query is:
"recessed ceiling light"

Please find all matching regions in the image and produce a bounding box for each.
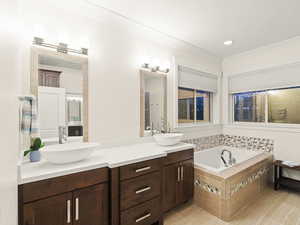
[224,40,233,46]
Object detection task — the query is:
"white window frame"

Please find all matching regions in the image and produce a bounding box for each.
[231,88,300,129]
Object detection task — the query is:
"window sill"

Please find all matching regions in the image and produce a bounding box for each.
[225,122,300,133]
[175,123,221,130]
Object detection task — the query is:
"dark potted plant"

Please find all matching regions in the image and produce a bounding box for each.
[24,137,45,162]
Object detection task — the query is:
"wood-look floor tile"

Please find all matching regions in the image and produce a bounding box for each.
[164,189,300,225]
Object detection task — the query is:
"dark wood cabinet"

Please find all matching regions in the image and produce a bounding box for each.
[19,168,109,225]
[19,149,194,225]
[120,198,161,225]
[180,159,194,204]
[111,158,163,225]
[23,193,72,225]
[73,184,109,225]
[163,150,194,212]
[162,163,179,212]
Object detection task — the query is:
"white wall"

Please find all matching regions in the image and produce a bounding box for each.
[20,0,223,146]
[222,37,300,162]
[0,0,21,224]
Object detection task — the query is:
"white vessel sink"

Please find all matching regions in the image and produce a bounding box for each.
[42,142,99,164]
[153,133,184,146]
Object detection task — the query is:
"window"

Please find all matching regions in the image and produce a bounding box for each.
[268,88,300,124]
[178,87,211,124]
[233,92,265,122]
[233,87,300,125]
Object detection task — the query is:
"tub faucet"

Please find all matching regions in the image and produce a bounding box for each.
[59,126,68,144]
[221,150,235,167]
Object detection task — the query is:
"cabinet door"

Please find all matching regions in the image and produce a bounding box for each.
[180,159,194,203]
[163,163,180,212]
[23,192,72,225]
[73,183,109,225]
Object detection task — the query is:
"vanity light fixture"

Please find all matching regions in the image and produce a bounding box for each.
[141,63,170,74]
[33,37,88,56]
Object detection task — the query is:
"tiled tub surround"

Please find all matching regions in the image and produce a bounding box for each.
[193,150,273,221]
[184,134,274,152]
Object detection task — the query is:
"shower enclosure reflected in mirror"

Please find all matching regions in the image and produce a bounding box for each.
[31,47,88,144]
[140,70,167,137]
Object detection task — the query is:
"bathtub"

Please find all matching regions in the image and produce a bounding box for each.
[194,146,262,173]
[193,146,272,221]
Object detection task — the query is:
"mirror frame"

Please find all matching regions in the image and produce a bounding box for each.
[139,69,167,137]
[30,46,89,141]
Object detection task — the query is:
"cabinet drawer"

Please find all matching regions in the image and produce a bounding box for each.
[121,197,161,225]
[120,158,163,181]
[120,172,161,210]
[21,168,109,203]
[164,149,193,165]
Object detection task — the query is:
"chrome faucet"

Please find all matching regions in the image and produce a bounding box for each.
[221,150,236,167]
[58,126,68,144]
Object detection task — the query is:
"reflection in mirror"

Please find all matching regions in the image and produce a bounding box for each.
[31,48,88,144]
[140,70,167,137]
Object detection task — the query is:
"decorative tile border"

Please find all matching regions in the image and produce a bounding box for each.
[221,135,274,152]
[230,166,270,196]
[194,179,222,196]
[183,134,274,152]
[183,134,222,151]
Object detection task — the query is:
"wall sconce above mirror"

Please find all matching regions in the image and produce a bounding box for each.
[33,37,88,56]
[141,61,170,74]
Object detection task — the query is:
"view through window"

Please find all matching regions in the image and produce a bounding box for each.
[178,87,210,124]
[234,87,300,124]
[234,92,265,122]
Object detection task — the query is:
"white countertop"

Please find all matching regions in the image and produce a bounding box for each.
[18,142,195,184]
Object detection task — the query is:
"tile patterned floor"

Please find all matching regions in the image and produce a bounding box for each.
[164,189,300,225]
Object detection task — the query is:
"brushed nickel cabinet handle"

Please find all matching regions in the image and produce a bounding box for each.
[181,166,184,181]
[135,213,151,223]
[67,200,71,224]
[177,166,180,182]
[135,186,151,194]
[135,166,151,173]
[75,197,79,221]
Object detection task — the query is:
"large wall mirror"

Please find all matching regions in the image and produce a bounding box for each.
[31,47,88,144]
[140,70,167,137]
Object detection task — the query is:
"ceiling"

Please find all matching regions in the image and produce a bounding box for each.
[88,0,300,57]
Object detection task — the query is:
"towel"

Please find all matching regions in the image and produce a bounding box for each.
[20,96,39,137]
[67,97,82,122]
[282,161,300,167]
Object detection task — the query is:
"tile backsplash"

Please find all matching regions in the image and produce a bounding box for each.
[184,134,222,151]
[184,134,274,152]
[221,134,274,152]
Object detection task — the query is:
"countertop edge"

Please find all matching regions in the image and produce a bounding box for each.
[108,153,167,168]
[18,162,108,185]
[19,142,195,185]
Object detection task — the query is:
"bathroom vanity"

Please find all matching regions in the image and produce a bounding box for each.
[19,168,109,225]
[18,143,194,225]
[19,46,194,225]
